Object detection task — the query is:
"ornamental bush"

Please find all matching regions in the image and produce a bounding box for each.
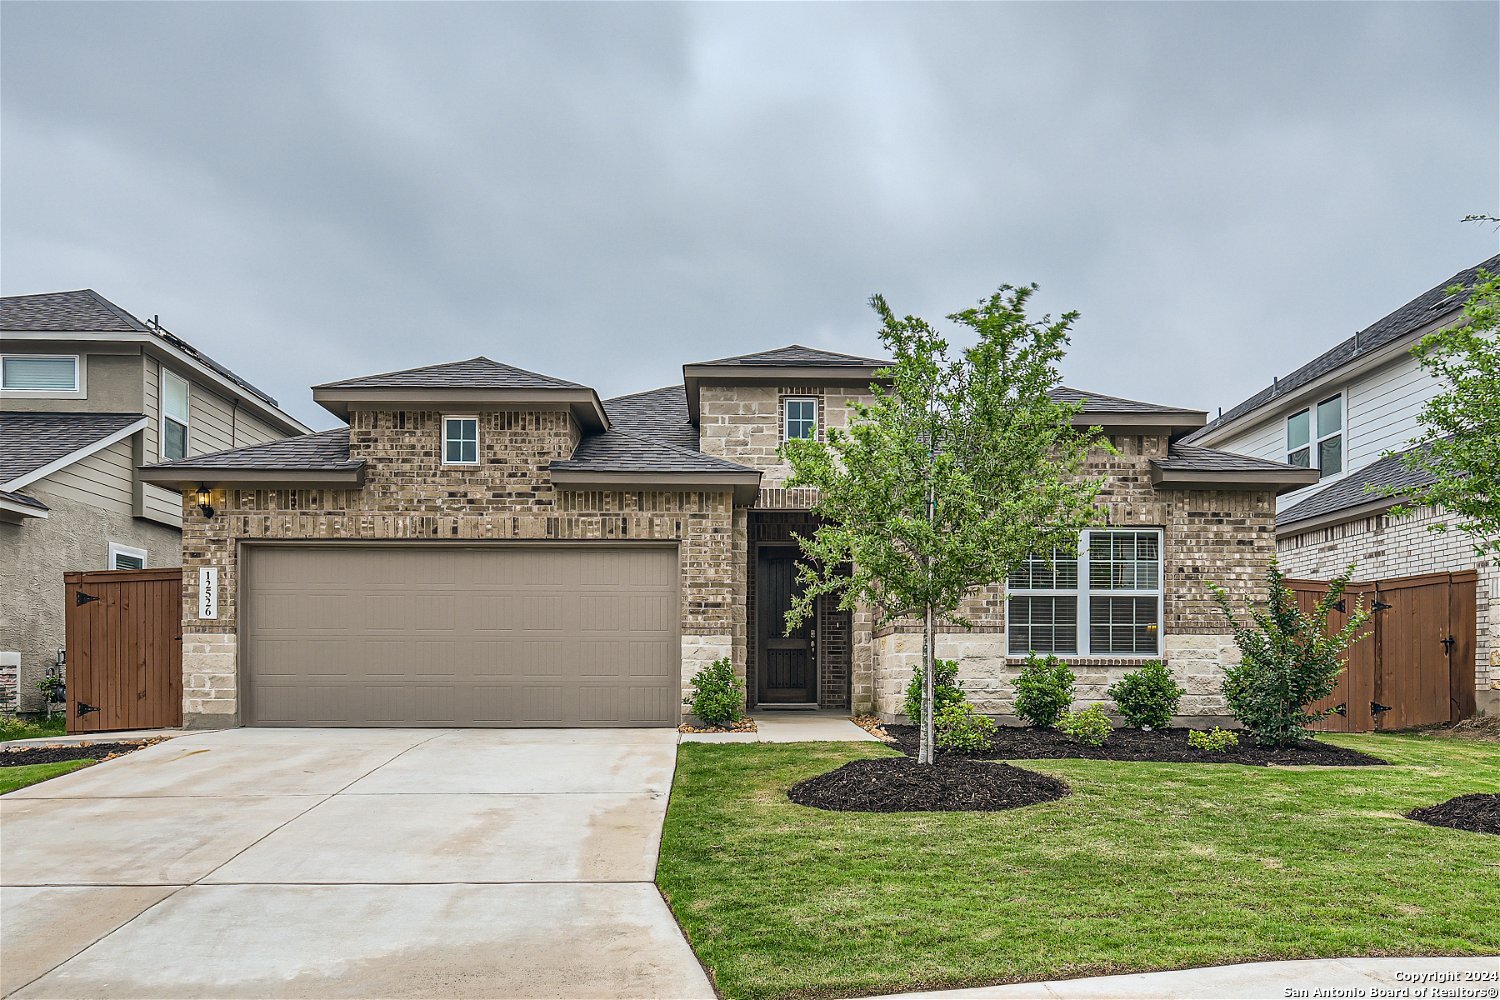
[1057,704,1113,746]
[683,657,744,727]
[903,659,965,728]
[1012,653,1075,727]
[1212,560,1370,747]
[1187,727,1239,752]
[1106,660,1185,730]
[935,702,997,753]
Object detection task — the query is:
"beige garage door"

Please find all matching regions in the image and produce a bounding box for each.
[242,545,678,727]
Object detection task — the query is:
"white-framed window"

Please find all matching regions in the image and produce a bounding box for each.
[443,415,479,465]
[1286,394,1343,479]
[1007,528,1163,657]
[107,542,147,571]
[783,397,818,442]
[2,354,80,394]
[161,368,190,461]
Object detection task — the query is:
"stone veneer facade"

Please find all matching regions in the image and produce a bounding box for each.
[1278,504,1499,714]
[179,407,742,727]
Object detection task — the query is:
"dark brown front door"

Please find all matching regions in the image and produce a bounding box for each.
[757,547,816,704]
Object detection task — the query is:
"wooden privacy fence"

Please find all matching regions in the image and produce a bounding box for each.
[1287,571,1476,733]
[64,568,183,734]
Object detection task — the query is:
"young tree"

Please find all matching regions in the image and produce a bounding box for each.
[782,285,1110,765]
[1377,268,1500,556]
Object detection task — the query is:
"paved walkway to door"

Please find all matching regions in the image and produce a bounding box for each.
[1,728,712,999]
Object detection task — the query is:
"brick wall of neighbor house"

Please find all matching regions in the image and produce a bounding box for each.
[698,384,873,488]
[176,407,738,728]
[1278,505,1498,713]
[868,434,1277,723]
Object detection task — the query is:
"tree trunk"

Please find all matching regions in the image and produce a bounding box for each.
[919,602,936,764]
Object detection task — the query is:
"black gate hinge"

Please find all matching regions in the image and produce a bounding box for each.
[1371,701,1391,715]
[76,702,100,718]
[75,591,99,606]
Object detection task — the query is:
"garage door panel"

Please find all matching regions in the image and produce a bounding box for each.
[243,546,677,727]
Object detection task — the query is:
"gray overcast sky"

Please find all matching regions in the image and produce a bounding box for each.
[3,2,1496,431]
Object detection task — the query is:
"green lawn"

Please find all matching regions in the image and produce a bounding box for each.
[657,735,1500,1000]
[0,759,94,794]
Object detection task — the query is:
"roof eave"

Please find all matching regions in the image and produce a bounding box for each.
[312,387,610,432]
[682,363,889,422]
[0,497,49,522]
[1276,495,1403,536]
[1150,465,1321,494]
[136,465,367,490]
[550,467,761,505]
[1079,411,1207,435]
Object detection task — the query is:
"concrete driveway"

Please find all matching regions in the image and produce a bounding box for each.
[1,728,712,999]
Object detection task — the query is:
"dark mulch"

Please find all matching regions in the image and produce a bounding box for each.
[1408,793,1500,835]
[883,724,1387,767]
[788,755,1069,813]
[0,741,152,767]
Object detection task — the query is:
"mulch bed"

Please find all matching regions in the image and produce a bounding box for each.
[0,740,156,767]
[1408,793,1500,835]
[883,724,1387,767]
[788,755,1069,813]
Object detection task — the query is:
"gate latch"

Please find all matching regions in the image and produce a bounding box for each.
[1371,701,1392,716]
[1441,635,1456,655]
[75,591,99,606]
[76,702,100,718]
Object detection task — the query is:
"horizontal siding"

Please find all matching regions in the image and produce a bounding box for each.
[233,407,284,447]
[34,438,136,514]
[143,483,183,528]
[1345,354,1441,468]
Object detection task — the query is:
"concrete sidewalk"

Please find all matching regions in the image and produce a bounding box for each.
[863,956,1500,999]
[681,710,879,743]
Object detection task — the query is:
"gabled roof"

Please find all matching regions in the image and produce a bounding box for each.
[550,429,760,503]
[0,288,150,333]
[138,428,364,488]
[1053,386,1206,423]
[603,385,698,451]
[315,357,586,391]
[0,412,150,489]
[1150,442,1319,493]
[1277,441,1438,531]
[1188,254,1500,442]
[690,344,889,368]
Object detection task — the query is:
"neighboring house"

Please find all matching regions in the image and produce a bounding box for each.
[0,289,309,712]
[1186,254,1500,716]
[140,346,1313,730]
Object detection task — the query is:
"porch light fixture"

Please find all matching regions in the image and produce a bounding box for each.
[195,483,216,519]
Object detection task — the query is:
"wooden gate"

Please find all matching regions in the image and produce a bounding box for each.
[64,568,183,734]
[1288,571,1476,732]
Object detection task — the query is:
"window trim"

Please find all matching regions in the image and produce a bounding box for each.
[442,414,480,466]
[1285,392,1345,480]
[1007,527,1165,658]
[160,367,191,461]
[107,542,148,571]
[782,396,819,443]
[1,354,83,397]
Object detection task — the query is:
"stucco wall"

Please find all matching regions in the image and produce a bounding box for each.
[0,487,179,712]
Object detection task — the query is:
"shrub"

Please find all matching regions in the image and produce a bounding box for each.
[935,702,997,752]
[1211,560,1370,747]
[903,659,965,727]
[1057,704,1113,746]
[683,657,745,727]
[1188,727,1239,752]
[1106,660,1184,730]
[1012,653,1075,727]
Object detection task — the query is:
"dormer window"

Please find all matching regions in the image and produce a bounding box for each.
[784,398,818,442]
[443,416,479,465]
[1286,394,1343,478]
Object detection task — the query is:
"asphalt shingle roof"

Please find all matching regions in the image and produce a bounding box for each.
[144,428,360,472]
[317,357,586,391]
[1053,387,1201,416]
[0,412,146,485]
[690,344,889,367]
[552,430,755,476]
[1189,255,1500,442]
[603,385,699,451]
[0,489,48,511]
[1277,441,1438,528]
[1155,442,1308,473]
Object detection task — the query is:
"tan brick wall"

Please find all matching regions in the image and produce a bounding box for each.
[178,408,738,726]
[1278,505,1497,708]
[698,384,875,491]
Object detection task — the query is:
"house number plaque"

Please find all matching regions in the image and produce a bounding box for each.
[199,567,219,620]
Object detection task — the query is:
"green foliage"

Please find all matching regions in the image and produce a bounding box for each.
[1057,704,1113,746]
[1188,727,1240,752]
[1375,268,1500,556]
[935,702,997,753]
[1012,653,1076,727]
[36,675,64,703]
[781,284,1111,763]
[902,659,965,727]
[683,658,744,728]
[1106,660,1184,730]
[1212,560,1370,748]
[0,714,67,741]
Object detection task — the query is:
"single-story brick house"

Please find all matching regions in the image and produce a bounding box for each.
[139,347,1317,729]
